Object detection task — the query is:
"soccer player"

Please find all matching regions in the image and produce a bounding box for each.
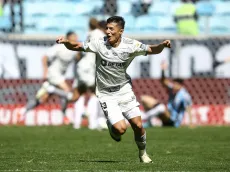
[20,31,81,123]
[141,61,192,127]
[56,16,171,163]
[73,18,107,130]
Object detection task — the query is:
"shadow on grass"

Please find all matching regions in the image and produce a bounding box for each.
[78,160,127,163]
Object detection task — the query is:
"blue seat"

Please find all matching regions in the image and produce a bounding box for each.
[214,2,230,16]
[210,16,230,34]
[148,2,171,16]
[135,15,158,33]
[197,17,208,34]
[2,3,10,17]
[23,1,49,17]
[117,0,132,16]
[0,16,11,29]
[47,1,75,17]
[64,15,89,31]
[124,15,135,31]
[74,1,95,15]
[158,16,177,33]
[196,1,215,16]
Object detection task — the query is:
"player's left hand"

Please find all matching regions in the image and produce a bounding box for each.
[56,36,67,44]
[163,40,171,48]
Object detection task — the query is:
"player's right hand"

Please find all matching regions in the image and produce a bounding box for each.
[56,36,67,44]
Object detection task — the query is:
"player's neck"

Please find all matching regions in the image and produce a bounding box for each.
[110,37,122,48]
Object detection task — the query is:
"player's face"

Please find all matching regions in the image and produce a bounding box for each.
[67,34,78,42]
[106,22,123,45]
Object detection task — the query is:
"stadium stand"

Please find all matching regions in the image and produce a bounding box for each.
[1,0,230,36]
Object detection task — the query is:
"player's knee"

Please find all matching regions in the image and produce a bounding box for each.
[133,121,143,131]
[113,125,127,135]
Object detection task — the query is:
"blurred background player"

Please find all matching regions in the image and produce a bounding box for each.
[73,18,107,130]
[20,31,81,124]
[141,61,193,128]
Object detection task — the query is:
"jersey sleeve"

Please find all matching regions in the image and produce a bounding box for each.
[131,40,149,57]
[82,38,98,53]
[45,44,58,61]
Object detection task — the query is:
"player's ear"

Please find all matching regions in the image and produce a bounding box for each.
[119,29,124,35]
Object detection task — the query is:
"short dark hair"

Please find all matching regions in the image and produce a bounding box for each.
[173,78,184,85]
[107,16,125,29]
[99,20,107,30]
[66,31,75,38]
[89,18,98,30]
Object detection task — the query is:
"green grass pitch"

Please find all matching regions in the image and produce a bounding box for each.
[0,126,230,171]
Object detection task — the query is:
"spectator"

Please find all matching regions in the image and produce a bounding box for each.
[0,0,3,16]
[174,0,199,35]
[93,0,117,16]
[131,0,152,17]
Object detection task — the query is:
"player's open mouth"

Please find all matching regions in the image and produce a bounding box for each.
[107,35,112,40]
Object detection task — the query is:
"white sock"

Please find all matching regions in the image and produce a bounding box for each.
[73,96,85,129]
[146,103,166,118]
[135,132,147,156]
[87,95,99,130]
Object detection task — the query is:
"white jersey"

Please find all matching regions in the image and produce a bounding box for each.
[45,44,77,83]
[82,36,149,96]
[76,29,105,86]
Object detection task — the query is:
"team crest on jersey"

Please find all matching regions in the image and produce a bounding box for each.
[112,51,118,56]
[120,52,129,57]
[140,44,147,50]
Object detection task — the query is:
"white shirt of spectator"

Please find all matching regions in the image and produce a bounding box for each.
[83,36,149,96]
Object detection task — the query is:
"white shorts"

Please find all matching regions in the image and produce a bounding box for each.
[98,90,140,125]
[47,73,65,86]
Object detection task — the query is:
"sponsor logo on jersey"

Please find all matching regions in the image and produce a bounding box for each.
[101,59,125,67]
[140,44,147,50]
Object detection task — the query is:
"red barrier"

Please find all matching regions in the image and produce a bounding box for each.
[0,105,230,126]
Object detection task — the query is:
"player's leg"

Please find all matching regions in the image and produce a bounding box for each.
[141,95,159,111]
[124,107,152,163]
[87,95,99,130]
[99,98,127,142]
[46,79,73,101]
[120,91,152,163]
[73,95,85,129]
[26,82,50,113]
[141,95,171,126]
[19,82,50,122]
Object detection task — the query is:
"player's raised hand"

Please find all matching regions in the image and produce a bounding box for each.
[56,36,67,44]
[162,40,171,48]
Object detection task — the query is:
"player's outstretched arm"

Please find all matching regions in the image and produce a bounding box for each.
[56,36,84,51]
[147,40,171,55]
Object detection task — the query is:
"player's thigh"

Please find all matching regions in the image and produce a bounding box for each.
[57,80,71,92]
[99,97,125,126]
[124,107,143,129]
[140,95,159,111]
